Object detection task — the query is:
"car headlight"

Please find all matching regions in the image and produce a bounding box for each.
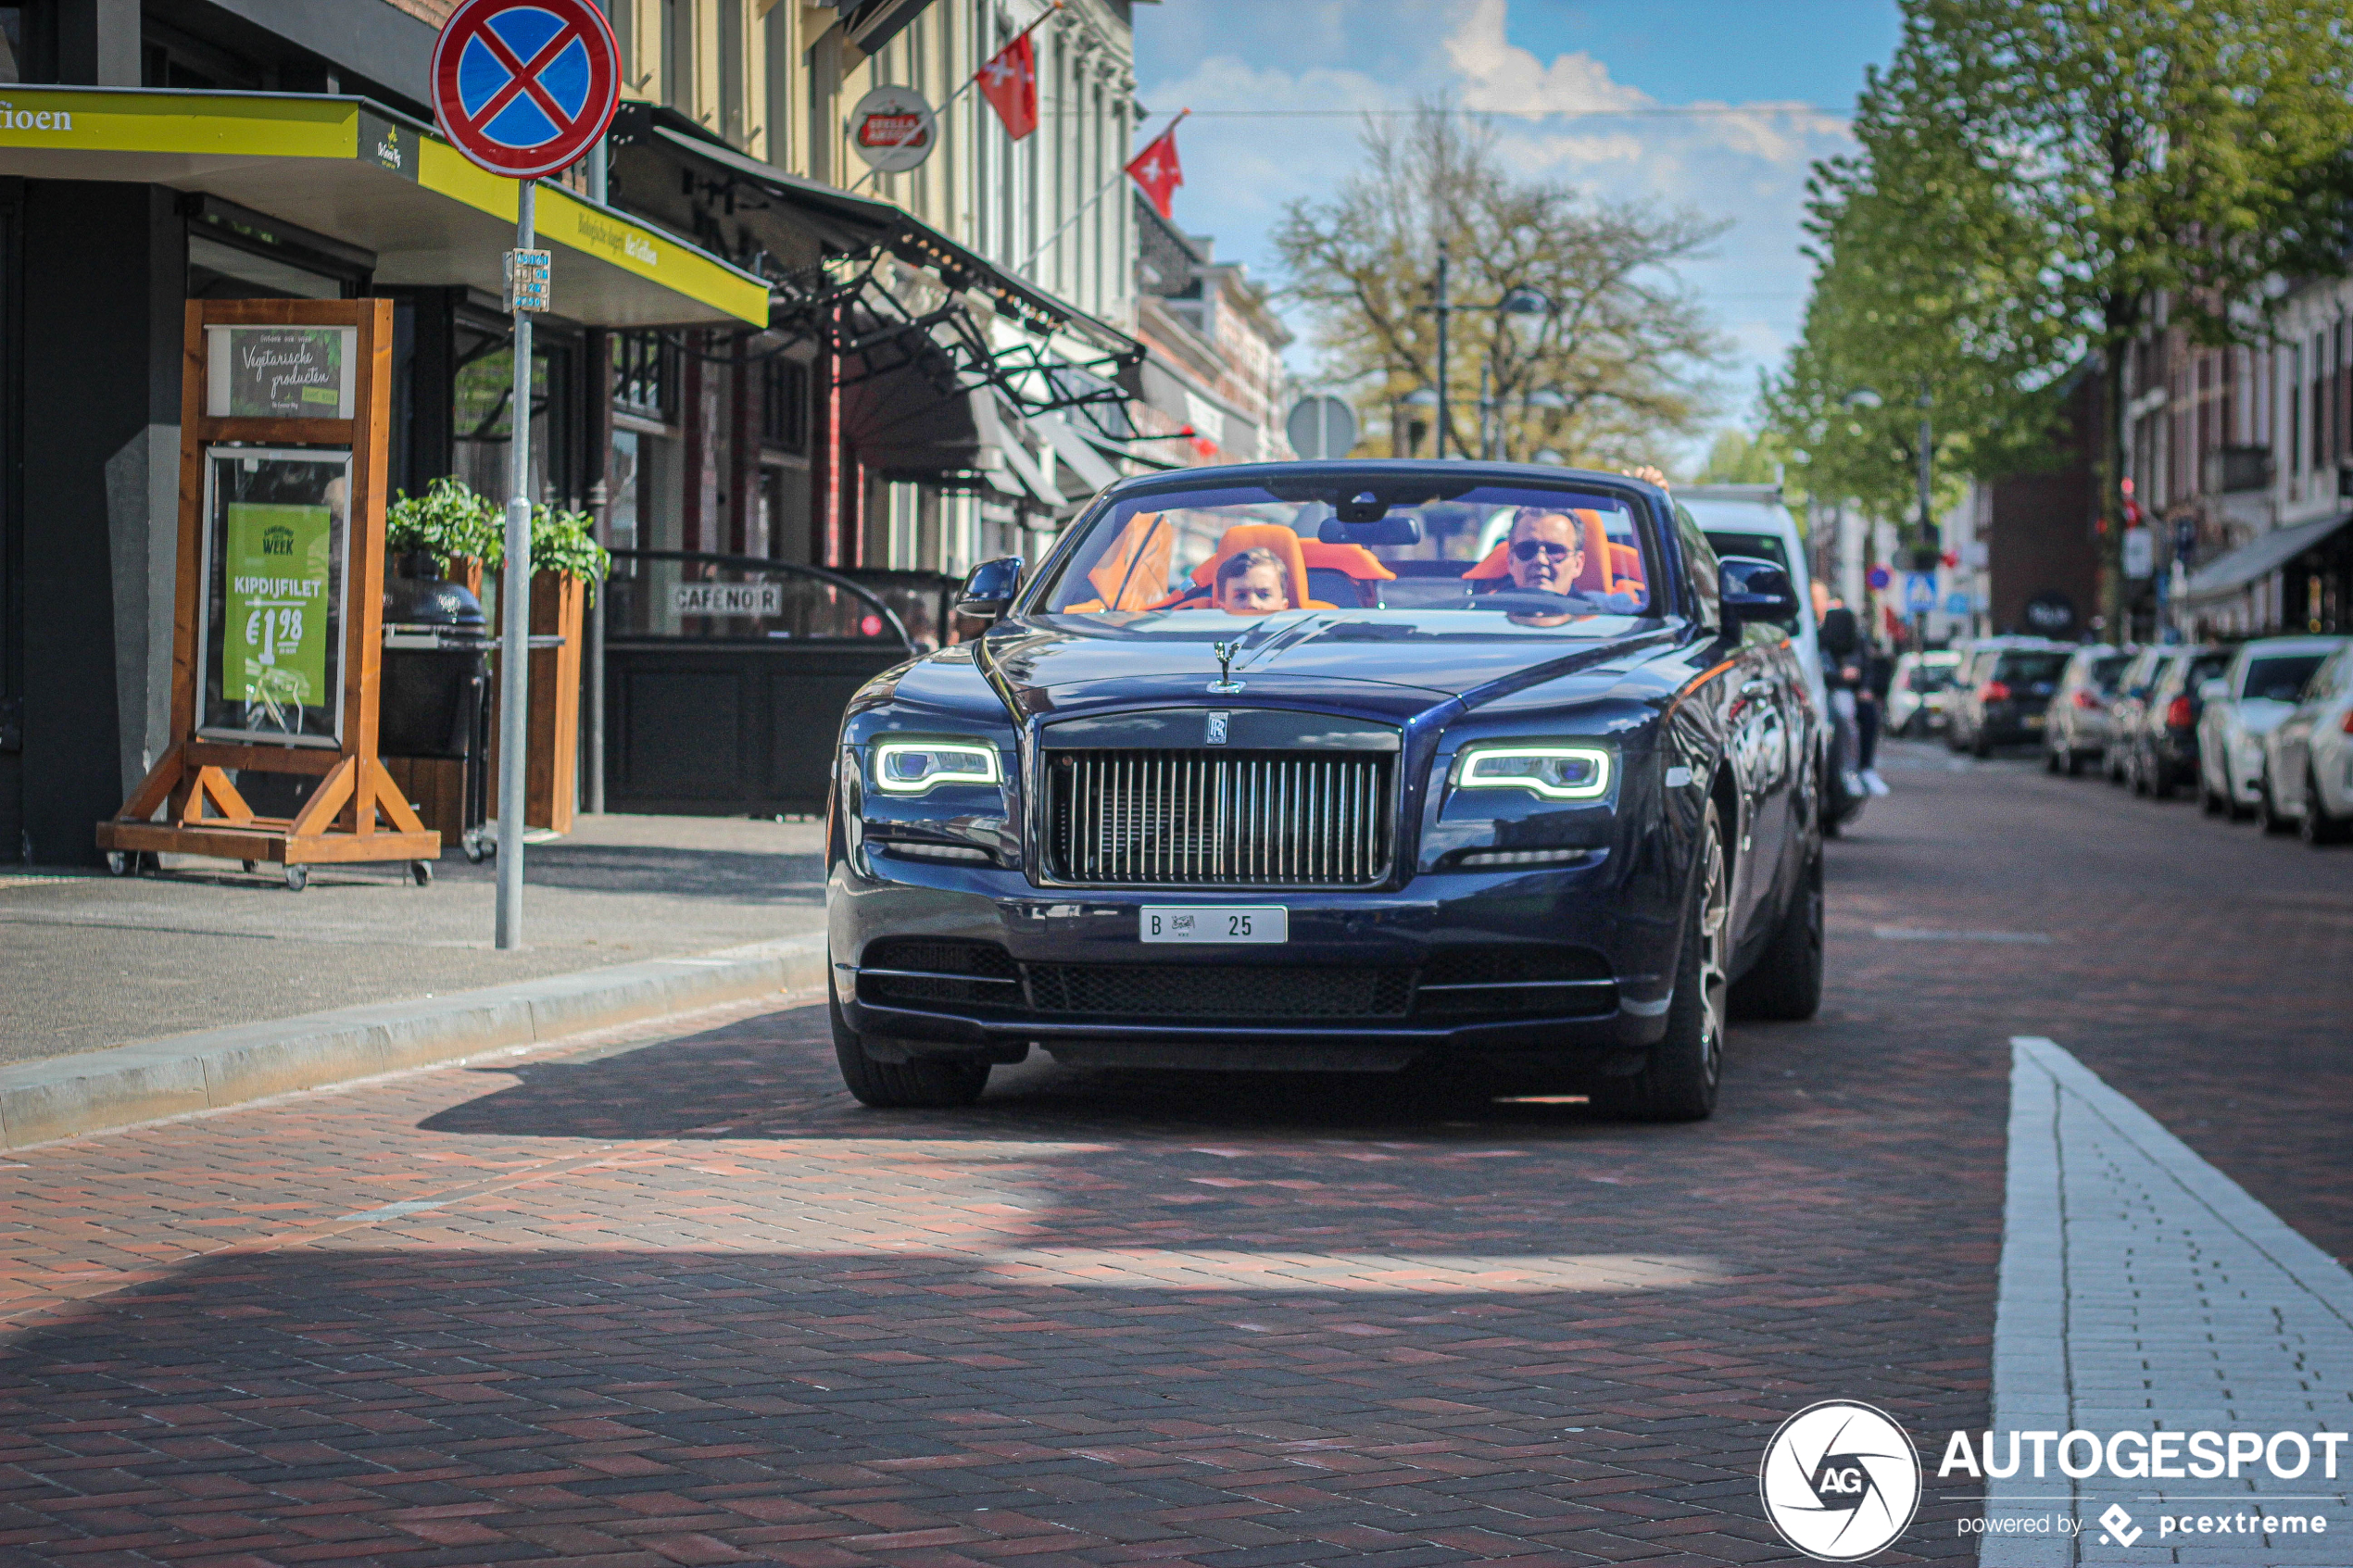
[870,739,1003,796]
[1453,743,1612,801]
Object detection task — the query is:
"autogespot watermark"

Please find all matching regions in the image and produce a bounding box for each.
[1760,1409,2346,1558]
[1759,1401,1923,1562]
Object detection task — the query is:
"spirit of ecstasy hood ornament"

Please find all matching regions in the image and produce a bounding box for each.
[1209,641,1245,695]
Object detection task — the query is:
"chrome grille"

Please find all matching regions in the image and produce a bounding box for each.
[1046,749,1392,886]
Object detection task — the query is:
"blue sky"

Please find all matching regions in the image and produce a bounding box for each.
[1129,0,1905,458]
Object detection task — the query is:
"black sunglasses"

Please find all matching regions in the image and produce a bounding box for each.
[1511,539,1579,561]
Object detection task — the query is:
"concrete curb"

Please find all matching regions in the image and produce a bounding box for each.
[0,935,828,1151]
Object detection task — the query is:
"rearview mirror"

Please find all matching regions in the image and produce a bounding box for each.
[2200,678,2230,703]
[1317,514,1422,546]
[956,557,1025,621]
[1718,556,1798,626]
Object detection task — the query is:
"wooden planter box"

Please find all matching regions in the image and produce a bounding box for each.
[486,570,585,834]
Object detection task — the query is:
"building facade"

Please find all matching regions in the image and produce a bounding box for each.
[0,0,1164,859]
[2121,290,2350,641]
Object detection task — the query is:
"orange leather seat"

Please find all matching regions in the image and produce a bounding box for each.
[1297,541,1396,581]
[1152,524,1334,612]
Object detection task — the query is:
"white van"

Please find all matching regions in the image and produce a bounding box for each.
[1677,484,1830,729]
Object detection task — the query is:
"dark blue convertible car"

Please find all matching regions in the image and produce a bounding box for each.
[824,461,1823,1120]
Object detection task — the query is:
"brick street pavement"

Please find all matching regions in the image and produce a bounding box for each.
[0,741,2342,1566]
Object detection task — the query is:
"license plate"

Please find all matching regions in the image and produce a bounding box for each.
[1140,905,1288,944]
[2025,714,2045,729]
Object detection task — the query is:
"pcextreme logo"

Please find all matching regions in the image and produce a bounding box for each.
[1759,1401,1923,1562]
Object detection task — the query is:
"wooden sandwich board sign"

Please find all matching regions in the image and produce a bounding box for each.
[95,298,440,890]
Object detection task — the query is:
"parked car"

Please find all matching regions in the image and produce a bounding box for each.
[2042,644,2131,775]
[1946,638,2073,756]
[2103,646,2171,784]
[2196,635,2348,820]
[828,460,1827,1122]
[1888,649,1962,737]
[2122,645,2229,797]
[2259,642,2353,844]
[1684,486,1860,836]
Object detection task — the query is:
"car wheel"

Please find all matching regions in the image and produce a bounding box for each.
[1972,729,1993,759]
[829,973,990,1109]
[1597,799,1727,1122]
[2045,745,2062,774]
[1729,836,1822,1022]
[2148,756,2173,800]
[2065,747,2086,778]
[2199,771,2225,816]
[2260,773,2297,835]
[2302,764,2351,846]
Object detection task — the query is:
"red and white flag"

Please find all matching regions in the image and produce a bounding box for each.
[1126,121,1184,220]
[976,30,1038,141]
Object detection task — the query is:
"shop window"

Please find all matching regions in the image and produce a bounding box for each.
[759,355,807,454]
[452,320,568,512]
[0,6,35,82]
[609,430,641,553]
[611,332,674,423]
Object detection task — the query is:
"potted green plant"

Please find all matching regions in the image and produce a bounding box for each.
[384,476,500,588]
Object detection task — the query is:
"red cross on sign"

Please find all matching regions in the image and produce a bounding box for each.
[432,0,620,179]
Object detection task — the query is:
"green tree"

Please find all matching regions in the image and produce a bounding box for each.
[1273,106,1730,470]
[1774,0,2353,629]
[1692,429,1788,486]
[1763,21,2074,534]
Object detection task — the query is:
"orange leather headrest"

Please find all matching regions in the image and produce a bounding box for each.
[1298,541,1397,580]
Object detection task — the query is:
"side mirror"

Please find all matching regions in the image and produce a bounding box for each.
[1718,556,1799,626]
[2199,678,2230,703]
[956,556,1025,621]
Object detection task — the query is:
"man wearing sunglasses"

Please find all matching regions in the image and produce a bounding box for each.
[1504,509,1587,595]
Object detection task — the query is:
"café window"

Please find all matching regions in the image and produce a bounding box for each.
[760,355,808,454]
[611,332,674,423]
[453,314,570,508]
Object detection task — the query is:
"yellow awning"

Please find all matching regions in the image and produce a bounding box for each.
[0,86,769,327]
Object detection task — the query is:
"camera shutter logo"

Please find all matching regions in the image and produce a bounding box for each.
[1758,1400,1921,1562]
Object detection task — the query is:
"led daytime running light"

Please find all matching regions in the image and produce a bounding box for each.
[1455,745,1613,801]
[871,740,1003,795]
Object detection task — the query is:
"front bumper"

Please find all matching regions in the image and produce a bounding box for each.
[829,851,1680,1070]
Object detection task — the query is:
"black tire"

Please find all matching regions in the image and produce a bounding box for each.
[2045,746,2062,774]
[409,859,434,886]
[1596,800,1727,1123]
[2199,771,2225,816]
[1730,839,1822,1022]
[2147,756,2173,800]
[2302,765,2351,846]
[2064,748,2086,777]
[2260,773,2297,835]
[830,975,989,1109]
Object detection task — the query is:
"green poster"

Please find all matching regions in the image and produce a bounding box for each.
[223,502,333,728]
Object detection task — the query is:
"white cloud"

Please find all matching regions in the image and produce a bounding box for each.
[1133,0,1861,450]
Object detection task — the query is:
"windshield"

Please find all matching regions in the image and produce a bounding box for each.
[1907,659,1957,692]
[2090,653,2131,691]
[1037,479,1656,635]
[2244,654,2327,703]
[1994,651,2069,689]
[1703,530,1788,571]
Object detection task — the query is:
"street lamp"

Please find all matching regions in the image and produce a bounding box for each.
[1398,386,1440,458]
[1416,249,1555,459]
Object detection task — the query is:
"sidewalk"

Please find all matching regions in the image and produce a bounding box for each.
[0,813,827,1067]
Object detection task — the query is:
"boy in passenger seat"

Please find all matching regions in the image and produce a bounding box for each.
[1214,546,1291,614]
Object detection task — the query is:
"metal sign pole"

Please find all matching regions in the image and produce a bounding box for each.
[494,178,536,949]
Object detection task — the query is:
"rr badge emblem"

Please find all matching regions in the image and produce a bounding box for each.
[1206,712,1229,745]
